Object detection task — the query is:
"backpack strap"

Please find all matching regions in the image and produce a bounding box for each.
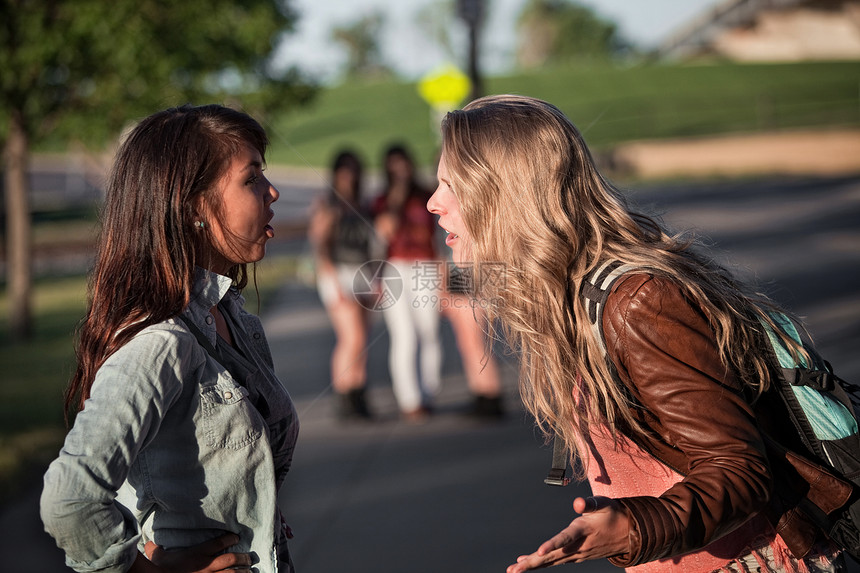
[544,436,571,486]
[582,260,640,339]
[544,260,641,486]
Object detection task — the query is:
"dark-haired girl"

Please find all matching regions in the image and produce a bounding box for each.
[41,104,298,573]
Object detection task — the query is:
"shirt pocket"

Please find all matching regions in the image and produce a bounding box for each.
[200,378,264,450]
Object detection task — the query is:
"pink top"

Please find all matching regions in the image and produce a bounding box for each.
[580,425,782,572]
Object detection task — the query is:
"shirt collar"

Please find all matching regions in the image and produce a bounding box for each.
[190,267,234,311]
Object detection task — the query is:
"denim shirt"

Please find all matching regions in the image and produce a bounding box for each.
[41,269,299,573]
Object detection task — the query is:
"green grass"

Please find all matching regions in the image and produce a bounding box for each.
[0,254,300,504]
[0,276,85,502]
[0,276,86,434]
[266,61,860,169]
[268,79,442,169]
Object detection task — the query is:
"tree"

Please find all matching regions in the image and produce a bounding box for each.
[516,0,626,69]
[416,0,458,63]
[330,11,392,80]
[0,0,315,340]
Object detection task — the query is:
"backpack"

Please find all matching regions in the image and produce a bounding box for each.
[545,260,860,563]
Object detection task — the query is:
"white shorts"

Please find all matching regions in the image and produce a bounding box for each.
[316,263,363,307]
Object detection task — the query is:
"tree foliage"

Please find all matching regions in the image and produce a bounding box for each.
[1,0,316,144]
[0,0,316,339]
[330,11,392,80]
[516,0,626,69]
[416,0,458,64]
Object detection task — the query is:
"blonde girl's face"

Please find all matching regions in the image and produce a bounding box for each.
[201,143,280,274]
[428,151,471,266]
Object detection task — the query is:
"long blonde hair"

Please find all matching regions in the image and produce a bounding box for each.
[441,95,800,463]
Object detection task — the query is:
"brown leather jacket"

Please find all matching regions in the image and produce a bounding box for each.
[600,273,853,567]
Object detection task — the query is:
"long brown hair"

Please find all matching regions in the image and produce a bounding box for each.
[441,95,802,464]
[65,104,268,419]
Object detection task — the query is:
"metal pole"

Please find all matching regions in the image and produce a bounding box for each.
[457,0,485,102]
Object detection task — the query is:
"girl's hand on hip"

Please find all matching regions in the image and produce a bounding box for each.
[506,496,630,572]
[143,533,253,572]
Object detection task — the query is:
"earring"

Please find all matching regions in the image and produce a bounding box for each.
[194,221,205,229]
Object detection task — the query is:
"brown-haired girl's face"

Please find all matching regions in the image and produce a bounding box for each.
[386,153,412,182]
[333,165,358,199]
[203,143,279,274]
[428,151,470,265]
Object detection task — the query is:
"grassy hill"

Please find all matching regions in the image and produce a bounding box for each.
[267,60,860,169]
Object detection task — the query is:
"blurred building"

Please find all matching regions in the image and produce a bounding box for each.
[659,0,860,61]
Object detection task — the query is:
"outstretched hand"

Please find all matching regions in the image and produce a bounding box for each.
[506,496,630,572]
[140,533,252,573]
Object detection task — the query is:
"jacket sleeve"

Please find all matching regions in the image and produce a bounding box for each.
[601,274,773,567]
[40,327,199,573]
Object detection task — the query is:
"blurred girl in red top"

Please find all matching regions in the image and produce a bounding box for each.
[373,143,442,422]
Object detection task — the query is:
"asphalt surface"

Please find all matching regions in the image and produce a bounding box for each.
[4,173,859,573]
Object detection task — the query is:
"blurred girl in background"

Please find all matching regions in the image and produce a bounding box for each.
[374,143,442,422]
[308,149,375,421]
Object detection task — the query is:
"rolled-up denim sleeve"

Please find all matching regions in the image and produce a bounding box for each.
[40,328,194,572]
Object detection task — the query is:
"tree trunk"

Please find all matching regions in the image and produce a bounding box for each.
[4,110,33,340]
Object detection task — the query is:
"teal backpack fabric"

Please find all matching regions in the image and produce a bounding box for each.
[762,312,857,441]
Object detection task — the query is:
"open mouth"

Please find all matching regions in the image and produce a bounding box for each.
[264,211,275,238]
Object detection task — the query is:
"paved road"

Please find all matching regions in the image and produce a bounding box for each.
[4,174,859,573]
